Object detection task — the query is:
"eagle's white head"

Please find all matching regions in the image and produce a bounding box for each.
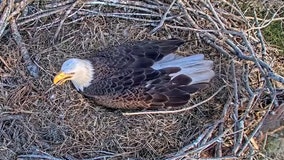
[53,58,94,91]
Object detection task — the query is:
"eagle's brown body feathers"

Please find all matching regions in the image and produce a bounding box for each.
[76,39,214,109]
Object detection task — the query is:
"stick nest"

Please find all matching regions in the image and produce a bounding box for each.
[0,0,284,159]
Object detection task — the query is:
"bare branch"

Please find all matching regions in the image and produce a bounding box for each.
[17,154,63,160]
[10,18,39,77]
[53,0,81,41]
[149,0,177,34]
[0,0,14,38]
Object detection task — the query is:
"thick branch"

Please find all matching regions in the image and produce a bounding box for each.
[10,18,39,77]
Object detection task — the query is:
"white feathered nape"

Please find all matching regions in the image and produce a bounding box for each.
[151,54,215,85]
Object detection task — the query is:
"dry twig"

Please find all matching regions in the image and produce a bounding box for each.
[53,0,81,41]
[149,0,177,34]
[0,0,14,38]
[10,18,39,77]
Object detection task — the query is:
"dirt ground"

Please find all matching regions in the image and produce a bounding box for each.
[0,0,284,160]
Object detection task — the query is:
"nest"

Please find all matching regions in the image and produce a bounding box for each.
[1,0,284,159]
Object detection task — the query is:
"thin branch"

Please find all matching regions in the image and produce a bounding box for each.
[189,128,230,154]
[79,9,176,23]
[253,9,267,56]
[85,1,158,14]
[10,18,39,77]
[231,60,242,155]
[113,0,177,10]
[0,115,23,121]
[168,127,233,160]
[150,0,177,34]
[0,0,8,13]
[242,63,254,97]
[268,72,284,84]
[245,16,284,22]
[7,0,34,21]
[0,56,13,72]
[237,100,275,156]
[205,0,225,30]
[53,0,81,40]
[200,121,221,145]
[165,24,220,33]
[0,0,14,38]
[17,154,63,160]
[245,5,284,32]
[17,5,70,26]
[240,94,257,121]
[44,0,75,8]
[216,95,232,157]
[167,125,224,160]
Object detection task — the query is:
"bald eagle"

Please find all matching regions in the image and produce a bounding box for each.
[53,39,215,109]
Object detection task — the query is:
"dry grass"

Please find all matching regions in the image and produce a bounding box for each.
[0,0,284,159]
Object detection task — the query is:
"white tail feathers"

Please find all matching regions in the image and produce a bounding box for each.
[152,54,215,84]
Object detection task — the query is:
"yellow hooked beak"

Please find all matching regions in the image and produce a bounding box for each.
[53,71,73,85]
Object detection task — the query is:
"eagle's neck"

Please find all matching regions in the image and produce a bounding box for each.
[71,59,94,92]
